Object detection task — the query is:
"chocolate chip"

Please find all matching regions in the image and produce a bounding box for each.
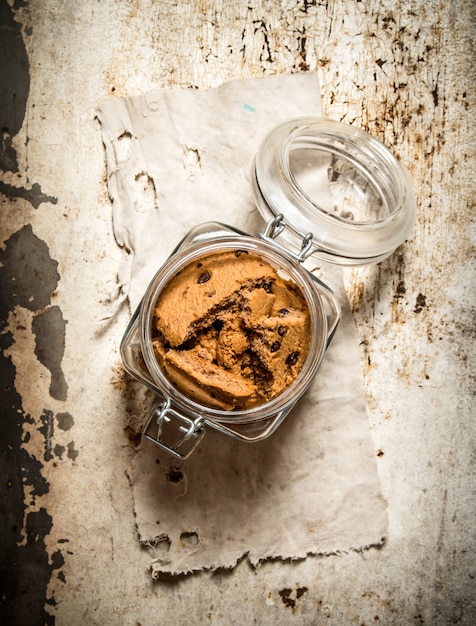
[197,271,211,284]
[213,319,223,331]
[270,341,281,353]
[235,250,249,257]
[286,351,300,365]
[279,308,289,316]
[262,281,273,293]
[278,326,286,336]
[196,262,203,268]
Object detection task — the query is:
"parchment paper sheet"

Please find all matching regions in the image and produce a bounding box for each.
[97,73,387,577]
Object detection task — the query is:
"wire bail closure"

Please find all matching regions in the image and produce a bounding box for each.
[142,398,206,459]
[259,214,315,263]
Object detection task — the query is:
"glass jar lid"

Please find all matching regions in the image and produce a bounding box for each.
[252,117,416,265]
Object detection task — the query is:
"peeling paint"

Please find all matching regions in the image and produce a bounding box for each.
[0,348,56,624]
[0,0,29,173]
[0,225,60,311]
[0,0,58,211]
[0,180,58,209]
[32,306,68,401]
[55,412,74,431]
[0,224,68,624]
[38,409,55,462]
[66,441,79,462]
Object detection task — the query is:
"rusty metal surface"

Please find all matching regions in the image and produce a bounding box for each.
[0,0,474,624]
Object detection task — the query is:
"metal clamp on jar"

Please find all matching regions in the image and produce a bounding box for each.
[120,118,415,459]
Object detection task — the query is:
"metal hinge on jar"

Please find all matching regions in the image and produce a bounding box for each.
[142,398,206,459]
[259,214,315,263]
[260,214,340,347]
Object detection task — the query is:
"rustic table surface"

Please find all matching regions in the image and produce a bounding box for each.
[1,0,474,624]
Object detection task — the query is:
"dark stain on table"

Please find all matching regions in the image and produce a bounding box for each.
[0,225,67,624]
[32,306,68,401]
[0,0,58,208]
[0,0,29,173]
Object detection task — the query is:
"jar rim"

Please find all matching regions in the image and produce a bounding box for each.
[252,117,416,265]
[139,236,328,424]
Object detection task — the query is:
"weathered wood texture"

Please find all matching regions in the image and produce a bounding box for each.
[0,0,474,624]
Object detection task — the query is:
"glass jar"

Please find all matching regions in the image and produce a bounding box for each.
[120,117,415,458]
